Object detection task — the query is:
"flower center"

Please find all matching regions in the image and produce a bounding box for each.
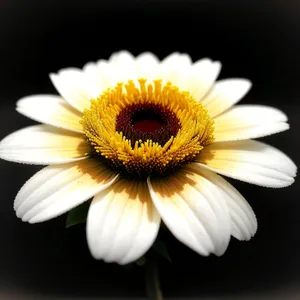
[115,103,181,146]
[81,79,214,178]
[132,108,164,133]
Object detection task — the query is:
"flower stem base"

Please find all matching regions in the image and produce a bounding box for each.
[145,254,163,300]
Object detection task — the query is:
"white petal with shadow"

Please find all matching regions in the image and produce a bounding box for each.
[0,125,91,165]
[87,178,160,264]
[16,95,83,133]
[195,140,297,188]
[148,167,231,257]
[14,159,119,223]
[213,105,289,141]
[188,163,257,241]
[50,69,102,112]
[201,79,252,118]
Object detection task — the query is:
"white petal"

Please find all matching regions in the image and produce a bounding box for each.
[50,68,102,112]
[16,95,83,133]
[161,52,192,67]
[188,164,257,241]
[159,52,192,85]
[158,54,221,99]
[187,58,221,101]
[82,62,110,92]
[87,178,160,264]
[214,105,289,141]
[14,159,119,223]
[136,52,160,80]
[195,140,297,188]
[109,50,135,64]
[108,50,137,82]
[93,52,140,91]
[0,125,91,165]
[147,167,231,257]
[201,79,252,118]
[96,60,120,88]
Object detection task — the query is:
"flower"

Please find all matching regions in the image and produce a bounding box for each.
[0,51,296,264]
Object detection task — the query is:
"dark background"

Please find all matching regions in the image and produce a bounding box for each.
[0,0,300,299]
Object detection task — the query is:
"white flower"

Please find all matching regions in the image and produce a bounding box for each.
[0,51,296,264]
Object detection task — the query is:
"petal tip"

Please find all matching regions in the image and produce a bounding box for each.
[49,73,57,80]
[15,209,23,219]
[266,176,295,188]
[213,61,222,72]
[214,245,229,257]
[236,78,252,95]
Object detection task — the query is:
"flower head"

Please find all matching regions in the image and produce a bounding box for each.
[0,51,296,264]
[81,79,214,177]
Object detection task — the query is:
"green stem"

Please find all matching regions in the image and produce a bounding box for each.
[145,254,163,300]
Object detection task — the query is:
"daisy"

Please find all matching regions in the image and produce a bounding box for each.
[0,51,296,264]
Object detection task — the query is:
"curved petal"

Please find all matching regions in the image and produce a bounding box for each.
[159,52,192,85]
[108,50,137,82]
[96,60,120,88]
[0,125,91,165]
[14,159,119,223]
[201,79,252,118]
[195,140,297,188]
[159,54,221,100]
[188,164,257,241]
[83,59,125,93]
[82,61,111,92]
[147,167,231,256]
[136,52,160,80]
[50,68,102,112]
[161,52,192,67]
[187,58,221,101]
[214,105,289,141]
[16,95,83,133]
[109,50,135,65]
[87,178,160,264]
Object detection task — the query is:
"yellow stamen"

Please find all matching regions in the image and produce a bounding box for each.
[81,79,214,176]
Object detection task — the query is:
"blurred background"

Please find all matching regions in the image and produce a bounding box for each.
[0,0,299,299]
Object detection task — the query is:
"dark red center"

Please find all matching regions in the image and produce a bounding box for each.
[116,103,181,145]
[133,120,163,133]
[132,108,165,133]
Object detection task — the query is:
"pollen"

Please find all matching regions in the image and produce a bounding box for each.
[81,79,214,177]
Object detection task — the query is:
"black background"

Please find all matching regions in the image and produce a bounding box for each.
[0,1,300,299]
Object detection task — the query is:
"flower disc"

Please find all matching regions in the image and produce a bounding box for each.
[81,79,214,177]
